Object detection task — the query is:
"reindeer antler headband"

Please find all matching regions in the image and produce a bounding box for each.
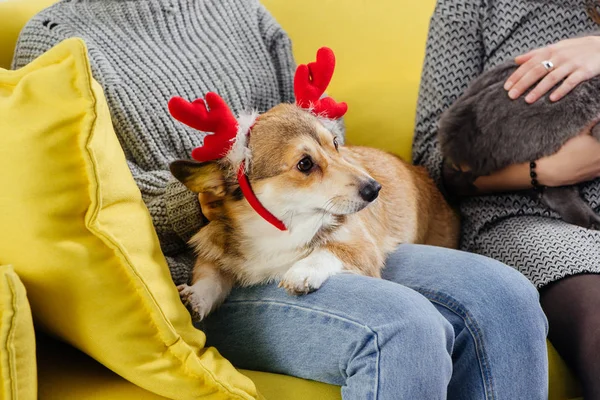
[168,47,347,231]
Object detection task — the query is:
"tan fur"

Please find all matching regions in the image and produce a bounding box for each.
[171,104,460,320]
[318,146,459,278]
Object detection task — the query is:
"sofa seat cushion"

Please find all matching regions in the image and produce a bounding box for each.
[36,333,341,400]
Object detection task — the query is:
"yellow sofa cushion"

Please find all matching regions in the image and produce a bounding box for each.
[36,333,342,400]
[0,37,260,400]
[548,341,582,400]
[262,0,437,161]
[0,265,37,400]
[0,0,58,70]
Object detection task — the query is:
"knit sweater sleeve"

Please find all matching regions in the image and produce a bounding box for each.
[412,0,485,190]
[127,162,208,255]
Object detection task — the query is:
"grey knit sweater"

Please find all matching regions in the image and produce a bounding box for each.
[13,0,296,285]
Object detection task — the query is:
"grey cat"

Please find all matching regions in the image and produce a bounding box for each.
[438,61,600,229]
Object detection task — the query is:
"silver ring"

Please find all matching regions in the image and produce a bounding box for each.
[541,60,554,72]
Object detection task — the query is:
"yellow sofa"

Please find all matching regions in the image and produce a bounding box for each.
[0,0,583,399]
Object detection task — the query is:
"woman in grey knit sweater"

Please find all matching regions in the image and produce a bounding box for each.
[15,0,549,398]
[414,0,600,396]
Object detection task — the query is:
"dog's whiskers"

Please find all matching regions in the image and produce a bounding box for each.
[280,209,295,226]
[311,196,342,231]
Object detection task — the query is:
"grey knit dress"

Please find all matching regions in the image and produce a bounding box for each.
[13,0,296,285]
[413,0,600,288]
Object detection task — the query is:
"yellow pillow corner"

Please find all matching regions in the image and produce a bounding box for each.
[0,265,37,400]
[0,38,258,400]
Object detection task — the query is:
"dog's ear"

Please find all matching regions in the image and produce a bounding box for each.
[170,160,226,197]
[170,160,229,222]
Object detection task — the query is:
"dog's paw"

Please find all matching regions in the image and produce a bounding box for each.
[279,268,322,295]
[177,284,212,321]
[279,251,343,296]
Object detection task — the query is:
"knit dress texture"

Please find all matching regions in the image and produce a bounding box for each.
[13,0,296,285]
[413,0,600,287]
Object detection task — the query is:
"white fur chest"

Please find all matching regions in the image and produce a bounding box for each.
[236,212,337,285]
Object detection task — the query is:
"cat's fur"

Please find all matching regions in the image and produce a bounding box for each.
[438,61,600,228]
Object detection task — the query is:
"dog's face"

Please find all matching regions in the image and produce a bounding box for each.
[171,104,381,225]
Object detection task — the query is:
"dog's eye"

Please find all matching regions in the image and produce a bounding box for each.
[297,156,314,173]
[333,137,339,151]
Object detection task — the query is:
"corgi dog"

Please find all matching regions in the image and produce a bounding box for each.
[168,48,460,321]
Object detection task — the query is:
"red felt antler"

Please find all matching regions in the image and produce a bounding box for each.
[294,47,348,119]
[168,92,238,162]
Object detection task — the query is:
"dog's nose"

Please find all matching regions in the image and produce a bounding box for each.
[359,180,382,202]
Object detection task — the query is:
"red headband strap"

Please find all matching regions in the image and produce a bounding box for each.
[237,162,287,231]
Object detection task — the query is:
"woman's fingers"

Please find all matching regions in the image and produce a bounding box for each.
[550,69,588,102]
[505,49,548,90]
[503,36,600,104]
[514,49,539,65]
[504,62,530,91]
[524,64,574,103]
[507,59,552,99]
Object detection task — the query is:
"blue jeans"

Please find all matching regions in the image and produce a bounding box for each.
[199,245,548,399]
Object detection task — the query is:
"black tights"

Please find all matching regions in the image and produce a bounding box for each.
[540,274,600,400]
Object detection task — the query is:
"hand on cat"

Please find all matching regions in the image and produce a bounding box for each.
[504,35,600,104]
[536,131,600,187]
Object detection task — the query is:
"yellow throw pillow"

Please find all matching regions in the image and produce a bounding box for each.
[262,0,438,161]
[0,38,260,400]
[0,265,36,400]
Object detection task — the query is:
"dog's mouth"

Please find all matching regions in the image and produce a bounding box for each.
[316,197,371,216]
[319,180,381,216]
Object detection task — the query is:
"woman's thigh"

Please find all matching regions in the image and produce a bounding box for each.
[384,244,548,400]
[200,244,547,399]
[200,270,455,399]
[468,215,600,288]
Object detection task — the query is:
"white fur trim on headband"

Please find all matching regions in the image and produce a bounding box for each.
[296,102,346,144]
[317,116,345,145]
[226,110,259,171]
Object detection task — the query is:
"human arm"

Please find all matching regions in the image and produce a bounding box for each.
[450,131,600,196]
[412,0,485,194]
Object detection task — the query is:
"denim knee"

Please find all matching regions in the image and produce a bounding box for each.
[387,244,547,334]
[334,285,456,398]
[314,274,455,363]
[384,289,455,353]
[355,281,454,359]
[469,255,548,333]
